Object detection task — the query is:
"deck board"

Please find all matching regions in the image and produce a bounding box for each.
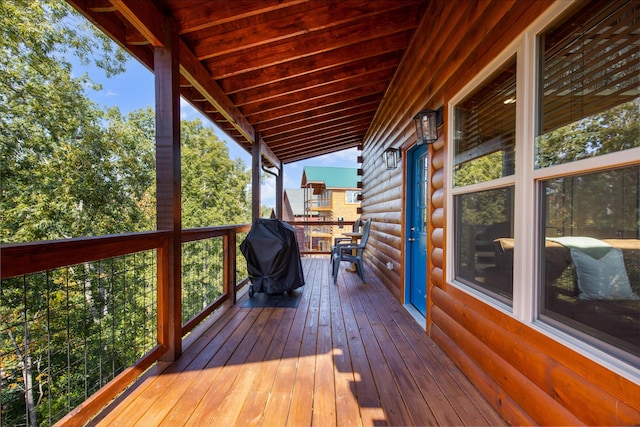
[89,257,503,427]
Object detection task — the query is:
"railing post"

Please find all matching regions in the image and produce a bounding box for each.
[157,240,170,352]
[276,166,283,220]
[251,134,261,221]
[224,230,238,304]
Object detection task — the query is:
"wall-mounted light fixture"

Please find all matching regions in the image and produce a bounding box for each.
[413,107,442,145]
[384,147,401,170]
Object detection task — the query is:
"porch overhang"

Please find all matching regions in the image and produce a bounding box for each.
[67,0,428,166]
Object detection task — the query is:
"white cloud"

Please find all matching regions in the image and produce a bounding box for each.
[180,98,200,120]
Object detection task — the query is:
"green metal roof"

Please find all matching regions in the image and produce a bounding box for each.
[301,166,359,189]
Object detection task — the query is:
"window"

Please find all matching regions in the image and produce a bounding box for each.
[345,190,360,204]
[536,0,640,364]
[453,56,517,302]
[535,0,639,168]
[449,0,640,367]
[540,166,639,360]
[455,187,514,302]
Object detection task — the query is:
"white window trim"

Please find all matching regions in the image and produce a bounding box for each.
[445,0,640,382]
[447,35,520,317]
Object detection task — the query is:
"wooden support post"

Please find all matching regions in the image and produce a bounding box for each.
[155,15,182,362]
[251,138,261,221]
[276,167,283,220]
[225,231,238,304]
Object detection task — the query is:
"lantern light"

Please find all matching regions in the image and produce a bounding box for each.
[413,108,442,145]
[383,147,401,170]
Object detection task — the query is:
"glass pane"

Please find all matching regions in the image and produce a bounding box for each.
[541,165,640,362]
[535,0,640,168]
[421,156,428,232]
[455,186,514,302]
[454,57,517,186]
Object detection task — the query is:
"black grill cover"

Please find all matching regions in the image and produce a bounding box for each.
[240,218,305,294]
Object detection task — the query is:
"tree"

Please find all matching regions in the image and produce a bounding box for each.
[0,0,130,243]
[0,2,133,425]
[180,119,251,319]
[1,1,252,425]
[181,119,251,227]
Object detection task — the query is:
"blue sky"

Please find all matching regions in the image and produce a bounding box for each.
[75,56,359,209]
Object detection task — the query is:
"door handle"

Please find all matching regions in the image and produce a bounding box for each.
[408,238,415,242]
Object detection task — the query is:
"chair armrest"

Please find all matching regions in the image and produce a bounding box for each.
[333,243,359,254]
[334,237,352,245]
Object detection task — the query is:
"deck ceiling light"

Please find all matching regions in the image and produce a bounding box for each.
[384,147,401,170]
[414,108,442,145]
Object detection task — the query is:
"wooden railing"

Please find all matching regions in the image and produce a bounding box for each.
[0,226,250,427]
[287,220,356,255]
[180,225,251,335]
[0,220,350,426]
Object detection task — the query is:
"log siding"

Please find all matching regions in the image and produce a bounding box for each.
[361,0,640,424]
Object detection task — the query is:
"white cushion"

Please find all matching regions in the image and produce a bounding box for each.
[570,248,639,300]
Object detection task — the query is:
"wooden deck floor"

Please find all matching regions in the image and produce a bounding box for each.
[89,257,504,427]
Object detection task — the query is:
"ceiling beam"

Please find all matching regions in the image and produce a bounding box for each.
[256,95,381,133]
[232,65,396,107]
[246,81,388,124]
[259,138,281,170]
[174,0,309,35]
[110,0,164,46]
[179,39,256,145]
[220,31,412,94]
[202,5,420,80]
[105,1,256,147]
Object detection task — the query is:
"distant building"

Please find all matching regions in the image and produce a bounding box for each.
[289,166,360,252]
[283,188,306,222]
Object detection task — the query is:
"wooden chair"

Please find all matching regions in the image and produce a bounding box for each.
[331,218,371,284]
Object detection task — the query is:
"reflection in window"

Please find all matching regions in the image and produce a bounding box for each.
[535,0,640,168]
[535,0,640,365]
[540,166,639,361]
[454,57,516,186]
[453,55,516,304]
[455,187,514,302]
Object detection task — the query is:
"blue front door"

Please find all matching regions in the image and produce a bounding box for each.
[406,144,429,316]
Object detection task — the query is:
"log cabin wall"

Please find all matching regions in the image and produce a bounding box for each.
[361,0,640,424]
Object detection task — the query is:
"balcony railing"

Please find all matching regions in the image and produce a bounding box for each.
[0,225,250,427]
[304,197,332,210]
[0,221,353,426]
[286,220,356,255]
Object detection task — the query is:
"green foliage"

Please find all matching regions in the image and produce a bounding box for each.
[261,205,276,218]
[0,0,132,243]
[0,256,159,427]
[181,119,251,227]
[0,1,251,426]
[454,151,505,187]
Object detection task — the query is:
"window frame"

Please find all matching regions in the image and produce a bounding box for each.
[345,190,360,204]
[445,0,640,380]
[448,39,521,314]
